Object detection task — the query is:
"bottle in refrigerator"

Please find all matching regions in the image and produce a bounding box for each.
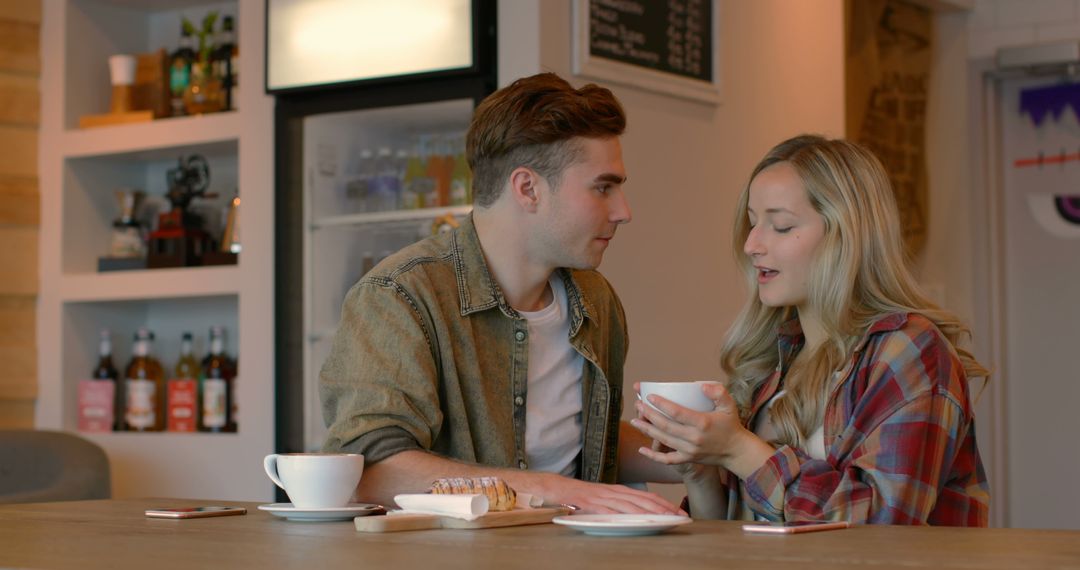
[344,148,375,210]
[368,147,402,212]
[426,135,452,207]
[401,145,430,210]
[199,326,237,433]
[167,332,199,432]
[78,329,120,432]
[449,135,471,206]
[124,327,165,432]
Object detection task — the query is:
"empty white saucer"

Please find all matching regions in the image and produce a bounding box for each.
[552,514,692,536]
[258,503,382,522]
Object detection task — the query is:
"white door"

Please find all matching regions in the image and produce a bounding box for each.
[997,76,1080,529]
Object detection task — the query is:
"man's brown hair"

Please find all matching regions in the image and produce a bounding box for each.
[466,73,626,207]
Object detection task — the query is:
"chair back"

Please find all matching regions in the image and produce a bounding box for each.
[0,430,111,504]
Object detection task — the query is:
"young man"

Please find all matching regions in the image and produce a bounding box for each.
[320,73,679,514]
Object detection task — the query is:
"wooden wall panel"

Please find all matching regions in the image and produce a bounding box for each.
[0,0,41,25]
[0,73,39,126]
[0,345,35,384]
[0,126,36,179]
[0,291,37,415]
[0,227,37,295]
[0,19,40,75]
[0,175,38,226]
[0,296,34,341]
[0,0,38,429]
[0,400,35,428]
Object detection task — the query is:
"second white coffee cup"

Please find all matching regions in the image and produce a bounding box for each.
[263,453,364,509]
[638,381,721,416]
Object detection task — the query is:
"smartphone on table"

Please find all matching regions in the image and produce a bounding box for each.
[145,506,247,519]
[742,520,850,534]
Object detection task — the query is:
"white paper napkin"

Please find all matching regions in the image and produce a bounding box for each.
[391,494,490,521]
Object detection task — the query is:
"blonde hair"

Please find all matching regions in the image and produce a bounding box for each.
[719,135,988,448]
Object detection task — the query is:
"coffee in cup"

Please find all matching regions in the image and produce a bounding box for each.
[638,381,721,417]
[263,453,364,509]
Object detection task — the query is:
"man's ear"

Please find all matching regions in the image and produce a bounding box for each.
[508,166,541,213]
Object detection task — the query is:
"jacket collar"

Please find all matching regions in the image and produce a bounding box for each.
[775,312,910,351]
[749,312,912,420]
[452,214,591,333]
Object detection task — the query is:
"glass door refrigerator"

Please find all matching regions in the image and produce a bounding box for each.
[269,0,497,459]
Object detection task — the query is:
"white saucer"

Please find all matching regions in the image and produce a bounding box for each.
[552,514,692,537]
[258,503,382,522]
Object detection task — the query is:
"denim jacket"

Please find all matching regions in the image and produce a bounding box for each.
[320,215,628,483]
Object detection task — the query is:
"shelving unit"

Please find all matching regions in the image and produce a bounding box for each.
[38,0,275,501]
[59,112,242,158]
[59,266,242,302]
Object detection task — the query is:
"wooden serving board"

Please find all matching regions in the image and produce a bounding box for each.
[354,507,567,533]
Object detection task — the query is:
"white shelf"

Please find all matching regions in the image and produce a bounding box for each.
[39,0,276,502]
[311,205,472,229]
[59,266,241,302]
[60,112,241,160]
[78,430,259,501]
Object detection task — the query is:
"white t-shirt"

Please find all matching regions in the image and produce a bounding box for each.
[518,275,584,477]
[752,389,827,461]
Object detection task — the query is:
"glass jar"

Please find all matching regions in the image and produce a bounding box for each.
[183,62,225,115]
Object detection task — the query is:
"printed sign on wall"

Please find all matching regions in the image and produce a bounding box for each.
[1012,82,1080,238]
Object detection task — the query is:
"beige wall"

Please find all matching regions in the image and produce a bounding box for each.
[535,0,846,400]
[0,0,40,429]
[529,0,845,500]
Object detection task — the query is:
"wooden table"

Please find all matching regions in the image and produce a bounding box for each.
[2,498,1079,569]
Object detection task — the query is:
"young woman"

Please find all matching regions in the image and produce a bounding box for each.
[631,135,989,525]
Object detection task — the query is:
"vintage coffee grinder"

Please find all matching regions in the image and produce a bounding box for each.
[147,154,216,267]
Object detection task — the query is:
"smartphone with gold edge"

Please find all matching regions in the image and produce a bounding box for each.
[145,506,247,519]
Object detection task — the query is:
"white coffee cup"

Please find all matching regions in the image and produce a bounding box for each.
[263,453,364,509]
[638,381,722,416]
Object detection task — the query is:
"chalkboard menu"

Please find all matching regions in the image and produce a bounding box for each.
[588,0,712,83]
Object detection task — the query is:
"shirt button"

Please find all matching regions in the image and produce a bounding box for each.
[515,331,526,341]
[514,396,524,406]
[518,460,528,469]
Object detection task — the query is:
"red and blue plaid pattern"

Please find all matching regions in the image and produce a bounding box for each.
[731,313,989,526]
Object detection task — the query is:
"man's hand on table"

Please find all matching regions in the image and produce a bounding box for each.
[527,472,686,515]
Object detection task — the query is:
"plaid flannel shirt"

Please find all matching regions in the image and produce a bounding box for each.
[728,312,989,526]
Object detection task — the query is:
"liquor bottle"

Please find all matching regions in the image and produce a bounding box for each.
[97,329,121,430]
[199,326,237,432]
[169,24,196,116]
[213,15,237,111]
[167,332,199,432]
[78,329,121,432]
[124,328,165,432]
